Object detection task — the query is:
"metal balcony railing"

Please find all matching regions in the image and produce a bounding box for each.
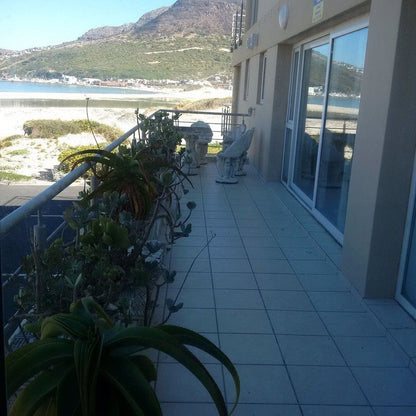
[0,106,250,329]
[231,1,245,52]
[0,105,251,411]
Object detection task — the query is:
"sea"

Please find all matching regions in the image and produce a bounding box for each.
[309,94,360,109]
[0,79,152,95]
[0,80,172,108]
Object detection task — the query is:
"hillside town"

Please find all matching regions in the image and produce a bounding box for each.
[0,72,232,90]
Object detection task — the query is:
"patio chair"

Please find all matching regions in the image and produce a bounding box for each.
[222,122,246,151]
[216,128,254,184]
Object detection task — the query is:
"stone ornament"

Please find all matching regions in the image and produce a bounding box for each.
[190,120,213,165]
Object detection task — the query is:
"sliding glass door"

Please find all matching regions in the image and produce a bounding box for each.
[397,156,416,319]
[293,41,329,202]
[283,24,368,241]
[315,28,368,233]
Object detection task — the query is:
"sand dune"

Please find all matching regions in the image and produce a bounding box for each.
[0,86,231,183]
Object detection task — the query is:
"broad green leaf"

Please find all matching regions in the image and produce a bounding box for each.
[6,338,72,397]
[41,314,91,340]
[33,395,57,416]
[129,354,157,382]
[55,368,81,416]
[101,356,161,416]
[74,334,103,416]
[105,327,228,415]
[159,325,240,413]
[79,297,113,329]
[9,363,73,416]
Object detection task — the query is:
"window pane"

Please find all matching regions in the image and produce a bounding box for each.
[258,53,267,104]
[251,0,258,26]
[316,28,368,232]
[293,43,329,200]
[244,59,250,100]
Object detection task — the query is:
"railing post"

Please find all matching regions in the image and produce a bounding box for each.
[234,13,238,50]
[0,277,7,415]
[33,210,47,252]
[239,1,244,45]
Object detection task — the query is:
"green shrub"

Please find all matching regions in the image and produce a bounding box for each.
[23,119,123,141]
[174,98,231,111]
[0,135,21,149]
[0,171,31,181]
[9,149,29,156]
[207,142,222,155]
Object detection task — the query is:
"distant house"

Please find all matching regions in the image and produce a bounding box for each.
[61,75,77,84]
[231,1,416,316]
[83,78,101,86]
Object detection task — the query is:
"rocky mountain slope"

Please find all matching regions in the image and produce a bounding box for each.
[0,0,241,81]
[133,0,241,36]
[78,7,169,41]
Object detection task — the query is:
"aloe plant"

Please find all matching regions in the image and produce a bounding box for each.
[62,145,161,220]
[6,298,240,416]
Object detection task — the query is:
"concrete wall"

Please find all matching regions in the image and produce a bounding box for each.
[232,0,416,298]
[343,0,416,297]
[232,0,370,179]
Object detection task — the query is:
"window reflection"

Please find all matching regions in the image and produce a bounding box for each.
[316,28,368,232]
[293,43,329,200]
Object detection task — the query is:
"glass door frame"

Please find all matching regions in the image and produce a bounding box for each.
[289,36,330,210]
[282,16,369,244]
[396,153,416,319]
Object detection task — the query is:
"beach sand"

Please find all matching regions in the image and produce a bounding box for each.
[0,86,232,138]
[0,86,231,183]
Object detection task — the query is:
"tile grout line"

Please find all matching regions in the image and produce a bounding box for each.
[224,174,304,413]
[199,175,230,407]
[242,173,378,412]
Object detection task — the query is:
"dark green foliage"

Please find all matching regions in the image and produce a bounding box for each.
[17,112,195,327]
[6,298,240,415]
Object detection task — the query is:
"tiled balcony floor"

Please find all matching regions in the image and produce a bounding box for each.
[157,162,416,416]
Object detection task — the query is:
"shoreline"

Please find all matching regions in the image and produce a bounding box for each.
[0,86,232,102]
[0,86,231,184]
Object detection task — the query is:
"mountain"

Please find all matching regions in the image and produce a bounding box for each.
[77,7,169,41]
[134,0,241,36]
[0,0,240,81]
[77,24,134,41]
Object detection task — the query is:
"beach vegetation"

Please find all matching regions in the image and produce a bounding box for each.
[23,119,123,141]
[207,142,222,155]
[174,97,231,111]
[0,136,20,149]
[0,171,32,181]
[9,149,30,157]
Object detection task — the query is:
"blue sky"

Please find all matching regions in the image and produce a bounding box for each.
[0,0,176,51]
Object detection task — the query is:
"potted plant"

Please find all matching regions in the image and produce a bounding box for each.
[7,298,240,415]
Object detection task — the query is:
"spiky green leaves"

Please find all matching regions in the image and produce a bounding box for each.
[6,298,240,416]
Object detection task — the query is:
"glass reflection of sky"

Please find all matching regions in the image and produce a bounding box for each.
[333,28,368,68]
